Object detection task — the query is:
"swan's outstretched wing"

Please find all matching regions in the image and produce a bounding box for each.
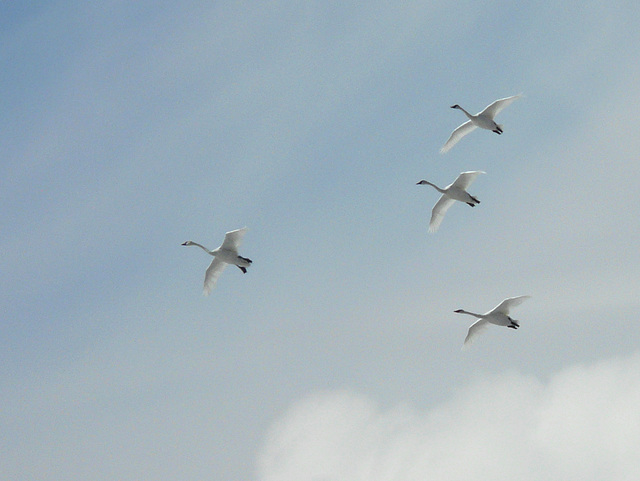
[440,120,476,153]
[479,94,521,119]
[203,257,227,295]
[450,171,485,191]
[429,195,456,233]
[463,318,489,350]
[489,295,531,315]
[220,227,247,252]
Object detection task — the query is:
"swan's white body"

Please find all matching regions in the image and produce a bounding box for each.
[440,94,521,153]
[417,171,484,232]
[455,295,531,349]
[182,227,252,295]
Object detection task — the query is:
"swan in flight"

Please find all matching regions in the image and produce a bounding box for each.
[440,94,521,153]
[417,171,484,232]
[454,295,531,349]
[182,227,252,295]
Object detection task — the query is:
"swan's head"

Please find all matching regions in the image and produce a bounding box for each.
[453,309,465,313]
[450,104,460,109]
[416,180,429,185]
[182,241,194,246]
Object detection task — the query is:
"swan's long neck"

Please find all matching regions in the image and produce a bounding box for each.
[189,242,213,255]
[454,105,475,120]
[455,309,484,318]
[422,181,446,194]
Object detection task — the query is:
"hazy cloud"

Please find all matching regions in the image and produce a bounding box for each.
[257,351,640,481]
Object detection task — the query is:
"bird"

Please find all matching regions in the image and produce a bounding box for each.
[440,94,522,153]
[417,171,484,232]
[454,295,531,349]
[182,227,252,295]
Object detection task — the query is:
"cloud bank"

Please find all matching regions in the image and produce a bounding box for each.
[256,352,640,481]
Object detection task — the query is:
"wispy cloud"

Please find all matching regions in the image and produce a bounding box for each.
[257,351,640,481]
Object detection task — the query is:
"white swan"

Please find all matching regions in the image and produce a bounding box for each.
[182,227,252,295]
[454,295,531,349]
[440,94,521,153]
[417,171,484,232]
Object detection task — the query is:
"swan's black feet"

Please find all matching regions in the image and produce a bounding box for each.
[493,129,503,135]
[238,256,252,264]
[471,196,480,204]
[467,202,476,207]
[237,266,247,273]
[508,323,519,329]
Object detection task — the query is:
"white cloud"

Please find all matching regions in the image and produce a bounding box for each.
[256,351,640,481]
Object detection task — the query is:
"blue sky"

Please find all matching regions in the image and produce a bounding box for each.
[2,2,640,480]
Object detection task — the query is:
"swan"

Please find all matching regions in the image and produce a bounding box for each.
[440,94,521,153]
[454,295,531,349]
[417,171,484,232]
[182,227,252,295]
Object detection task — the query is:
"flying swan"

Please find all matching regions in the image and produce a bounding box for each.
[182,227,252,295]
[440,94,521,153]
[417,171,484,232]
[455,295,531,349]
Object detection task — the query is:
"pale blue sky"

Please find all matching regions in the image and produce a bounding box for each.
[2,2,640,480]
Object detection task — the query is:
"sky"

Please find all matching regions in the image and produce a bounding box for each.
[2,1,640,480]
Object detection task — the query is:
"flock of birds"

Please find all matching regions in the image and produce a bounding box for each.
[182,94,529,349]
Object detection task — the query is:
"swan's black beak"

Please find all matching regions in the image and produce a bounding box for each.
[181,242,188,246]
[450,105,458,109]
